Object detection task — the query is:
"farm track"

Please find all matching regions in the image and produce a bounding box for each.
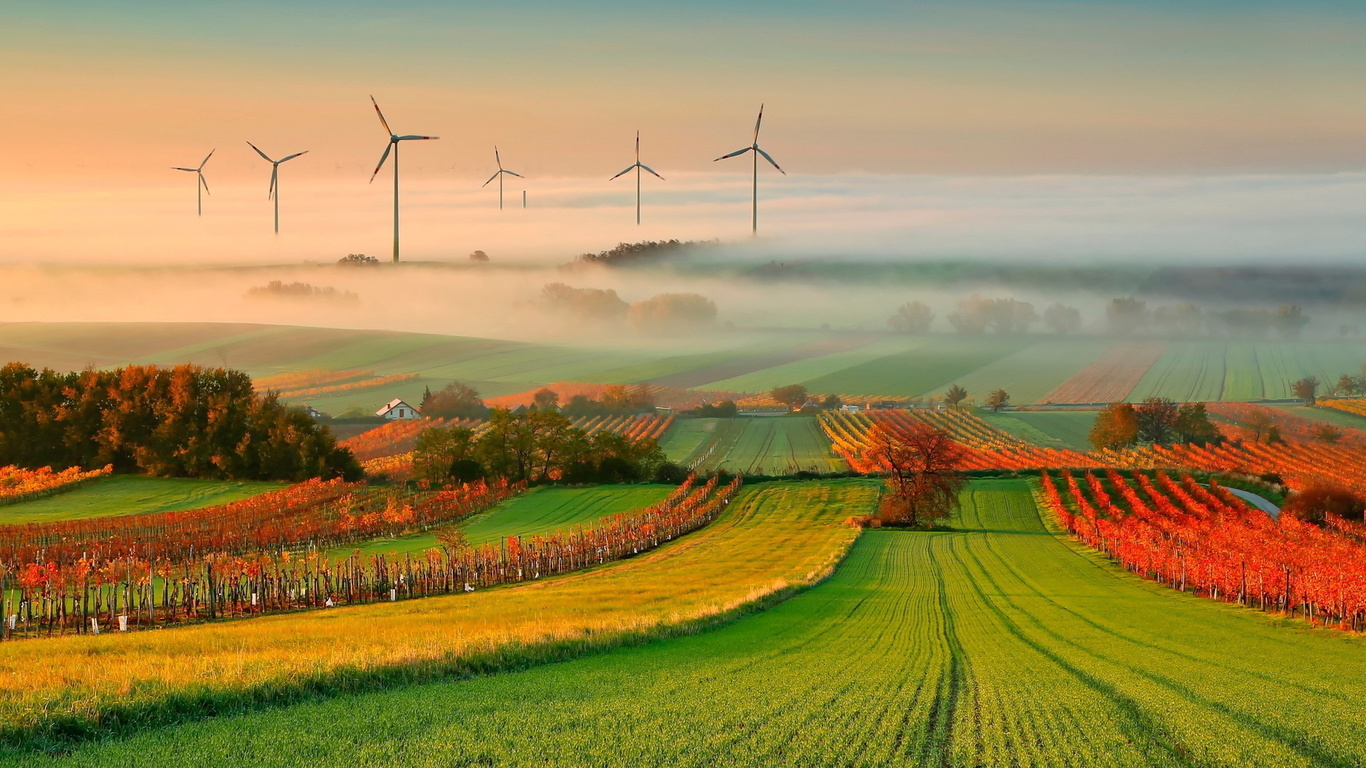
[47,479,1366,767]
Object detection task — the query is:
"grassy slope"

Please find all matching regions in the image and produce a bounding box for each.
[48,480,1366,767]
[923,339,1112,404]
[677,417,846,475]
[332,485,674,560]
[696,336,924,393]
[1131,341,1365,402]
[0,477,282,525]
[1289,404,1366,429]
[0,481,875,751]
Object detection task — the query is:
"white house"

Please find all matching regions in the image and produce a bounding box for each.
[376,398,421,420]
[302,404,325,420]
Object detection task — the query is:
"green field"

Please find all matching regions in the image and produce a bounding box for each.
[0,476,282,525]
[1130,341,1365,402]
[980,409,1099,450]
[1287,405,1366,430]
[47,479,1366,767]
[665,417,846,475]
[333,485,674,559]
[800,337,1021,397]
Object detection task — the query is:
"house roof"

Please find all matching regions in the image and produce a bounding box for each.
[376,398,418,416]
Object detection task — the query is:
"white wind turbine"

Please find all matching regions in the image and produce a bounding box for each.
[714,104,785,234]
[610,131,665,225]
[482,147,524,210]
[246,142,308,234]
[369,96,439,263]
[171,149,214,216]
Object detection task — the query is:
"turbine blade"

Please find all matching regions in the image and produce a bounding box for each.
[171,167,197,172]
[504,170,524,179]
[246,141,274,163]
[370,95,392,135]
[753,104,764,143]
[635,131,640,160]
[369,142,393,183]
[609,165,635,181]
[482,170,500,187]
[199,149,215,170]
[714,147,752,161]
[756,146,786,175]
[278,150,309,163]
[397,135,438,140]
[494,146,501,170]
[200,172,211,195]
[268,166,277,200]
[640,164,665,181]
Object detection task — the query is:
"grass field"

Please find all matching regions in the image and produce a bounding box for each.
[1289,404,1366,430]
[1131,341,1365,402]
[333,485,674,559]
[0,476,282,525]
[0,481,875,752]
[979,410,1098,451]
[801,337,1021,397]
[667,417,846,475]
[42,479,1366,767]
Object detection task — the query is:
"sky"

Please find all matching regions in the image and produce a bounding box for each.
[1,0,1365,264]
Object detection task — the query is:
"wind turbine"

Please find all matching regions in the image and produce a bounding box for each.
[714,104,785,234]
[369,96,438,263]
[246,142,308,234]
[171,150,214,216]
[482,147,524,210]
[610,131,665,225]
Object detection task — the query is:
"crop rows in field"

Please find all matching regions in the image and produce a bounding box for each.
[0,476,284,526]
[56,479,1366,767]
[0,480,874,748]
[1039,343,1164,404]
[673,418,847,475]
[822,409,1102,472]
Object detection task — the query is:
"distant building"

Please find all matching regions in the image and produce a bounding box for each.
[841,404,861,413]
[376,398,421,420]
[302,404,325,420]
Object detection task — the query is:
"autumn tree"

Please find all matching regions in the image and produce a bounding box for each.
[1135,397,1180,445]
[1272,305,1310,339]
[864,422,967,528]
[412,425,478,485]
[1335,374,1361,397]
[337,253,379,266]
[771,384,809,411]
[888,301,934,334]
[1282,483,1366,524]
[469,250,490,263]
[1311,423,1343,444]
[985,389,1010,412]
[421,382,487,418]
[541,283,629,322]
[1089,403,1139,450]
[532,388,560,411]
[943,384,968,408]
[1043,304,1082,335]
[1291,376,1319,405]
[1173,403,1220,445]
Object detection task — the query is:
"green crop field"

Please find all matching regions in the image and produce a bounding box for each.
[1130,341,1365,403]
[672,417,846,475]
[922,339,1112,404]
[695,336,922,393]
[333,485,674,560]
[800,337,1021,397]
[0,476,282,525]
[46,479,1366,767]
[980,409,1098,450]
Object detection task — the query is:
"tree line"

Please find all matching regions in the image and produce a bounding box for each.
[411,409,678,486]
[0,363,360,481]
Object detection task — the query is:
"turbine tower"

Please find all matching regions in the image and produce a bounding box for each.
[610,131,665,225]
[482,147,524,210]
[246,142,308,234]
[714,104,785,234]
[369,96,438,263]
[171,150,214,216]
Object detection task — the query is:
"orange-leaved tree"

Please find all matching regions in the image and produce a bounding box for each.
[864,421,967,528]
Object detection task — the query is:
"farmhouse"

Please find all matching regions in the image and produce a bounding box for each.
[302,404,325,419]
[376,398,421,420]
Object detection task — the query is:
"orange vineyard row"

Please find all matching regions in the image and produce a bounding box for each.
[0,465,112,507]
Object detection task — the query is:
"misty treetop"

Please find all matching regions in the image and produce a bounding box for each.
[540,282,717,333]
[245,281,359,305]
[0,363,360,482]
[569,239,717,268]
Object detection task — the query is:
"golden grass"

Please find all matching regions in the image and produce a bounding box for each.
[0,480,877,746]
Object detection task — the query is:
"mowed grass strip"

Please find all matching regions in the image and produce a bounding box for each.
[981,410,1099,451]
[0,477,283,525]
[45,479,1366,768]
[332,485,676,560]
[0,481,875,751]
